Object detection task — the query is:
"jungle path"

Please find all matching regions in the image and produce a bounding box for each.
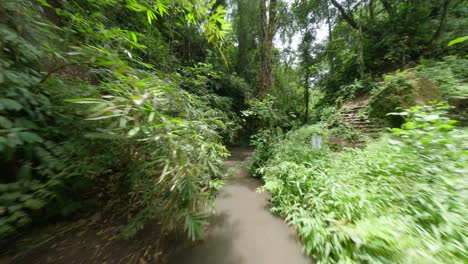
[170,147,311,264]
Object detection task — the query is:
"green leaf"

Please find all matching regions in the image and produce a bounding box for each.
[148,112,156,122]
[156,2,169,16]
[146,10,156,24]
[64,98,103,104]
[24,199,46,210]
[135,81,146,87]
[86,114,122,120]
[0,98,22,111]
[448,36,468,46]
[36,0,52,7]
[0,223,14,238]
[185,212,208,241]
[8,211,28,222]
[128,127,140,137]
[18,132,43,143]
[0,116,13,128]
[129,32,138,43]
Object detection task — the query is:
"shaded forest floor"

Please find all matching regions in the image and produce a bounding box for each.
[1,212,170,264]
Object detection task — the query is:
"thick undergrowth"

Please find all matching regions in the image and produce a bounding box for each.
[254,104,467,263]
[0,0,234,243]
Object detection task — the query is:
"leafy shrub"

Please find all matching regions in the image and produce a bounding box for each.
[242,95,287,129]
[328,125,361,146]
[368,57,467,127]
[177,63,245,143]
[69,68,230,239]
[415,56,468,97]
[0,0,233,242]
[242,95,294,176]
[249,124,328,177]
[335,79,377,104]
[258,104,467,263]
[313,106,340,126]
[179,63,224,95]
[0,0,82,239]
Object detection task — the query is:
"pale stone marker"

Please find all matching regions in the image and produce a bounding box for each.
[311,135,322,149]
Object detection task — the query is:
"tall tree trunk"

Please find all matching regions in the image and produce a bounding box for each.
[303,71,310,124]
[368,0,375,20]
[326,0,334,76]
[430,0,450,46]
[358,1,365,78]
[259,0,277,98]
[301,29,313,124]
[237,0,248,76]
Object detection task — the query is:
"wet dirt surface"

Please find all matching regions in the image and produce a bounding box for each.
[170,147,311,264]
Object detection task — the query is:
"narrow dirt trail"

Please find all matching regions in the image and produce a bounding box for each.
[170,147,311,264]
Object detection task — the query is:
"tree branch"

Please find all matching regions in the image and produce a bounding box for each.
[260,0,267,40]
[268,0,278,37]
[330,0,365,31]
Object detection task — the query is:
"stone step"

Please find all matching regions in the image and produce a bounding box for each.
[347,105,366,110]
[339,104,382,136]
[342,114,361,118]
[341,110,360,115]
[349,128,382,131]
[344,118,369,122]
[348,122,381,127]
[346,120,374,125]
[346,123,382,129]
[347,124,380,128]
[361,128,383,133]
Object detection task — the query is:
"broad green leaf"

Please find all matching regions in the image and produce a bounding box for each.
[135,81,146,87]
[156,2,169,16]
[129,31,138,43]
[24,199,46,210]
[0,98,22,111]
[148,112,156,122]
[127,127,140,137]
[36,0,52,7]
[448,36,468,46]
[146,10,156,24]
[0,116,13,128]
[18,132,43,143]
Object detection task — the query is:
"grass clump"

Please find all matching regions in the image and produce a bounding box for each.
[256,103,467,263]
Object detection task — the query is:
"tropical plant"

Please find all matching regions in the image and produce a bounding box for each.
[256,103,467,263]
[0,0,234,242]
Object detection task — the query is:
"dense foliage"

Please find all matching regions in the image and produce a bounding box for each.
[255,104,467,263]
[367,56,467,126]
[0,0,237,242]
[1,0,467,262]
